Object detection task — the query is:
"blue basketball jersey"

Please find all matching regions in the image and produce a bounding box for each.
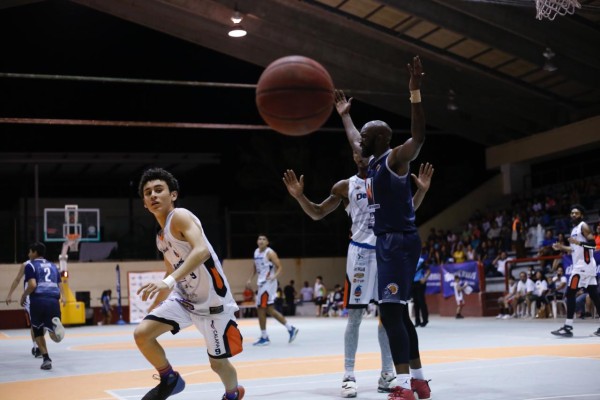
[24,258,61,299]
[367,150,416,235]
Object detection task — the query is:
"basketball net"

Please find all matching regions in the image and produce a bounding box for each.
[535,0,581,20]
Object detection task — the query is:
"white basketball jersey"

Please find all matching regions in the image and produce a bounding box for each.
[254,247,274,285]
[570,221,597,275]
[157,208,237,315]
[346,175,376,246]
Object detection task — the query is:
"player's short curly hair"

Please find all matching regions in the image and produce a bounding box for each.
[138,167,180,198]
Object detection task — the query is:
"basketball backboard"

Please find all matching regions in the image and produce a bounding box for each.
[44,205,101,242]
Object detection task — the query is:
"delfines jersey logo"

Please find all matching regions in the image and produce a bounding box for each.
[354,285,362,297]
[383,283,399,298]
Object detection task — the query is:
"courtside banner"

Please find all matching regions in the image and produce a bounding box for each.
[128,271,166,323]
[441,261,480,298]
[426,265,441,295]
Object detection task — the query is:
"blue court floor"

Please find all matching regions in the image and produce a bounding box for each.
[1,314,599,400]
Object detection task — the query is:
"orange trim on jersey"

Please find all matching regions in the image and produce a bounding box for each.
[569,274,580,290]
[343,277,350,309]
[209,266,225,290]
[225,322,243,357]
[259,291,269,308]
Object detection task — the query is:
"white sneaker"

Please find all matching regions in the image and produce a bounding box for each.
[502,314,513,319]
[52,317,65,343]
[341,378,357,398]
[496,314,503,319]
[377,372,397,393]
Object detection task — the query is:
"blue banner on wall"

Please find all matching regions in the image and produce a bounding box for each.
[425,265,441,295]
[441,261,480,298]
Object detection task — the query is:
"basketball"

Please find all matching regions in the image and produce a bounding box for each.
[256,55,335,136]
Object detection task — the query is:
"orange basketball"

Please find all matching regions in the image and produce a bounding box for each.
[256,55,334,136]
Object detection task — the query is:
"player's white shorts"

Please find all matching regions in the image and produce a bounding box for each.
[345,242,378,309]
[568,270,598,289]
[147,298,243,358]
[256,279,277,308]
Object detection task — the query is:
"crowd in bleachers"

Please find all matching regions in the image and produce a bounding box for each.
[418,177,599,319]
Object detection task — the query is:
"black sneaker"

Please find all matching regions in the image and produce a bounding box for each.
[40,358,52,370]
[593,328,600,337]
[33,348,42,358]
[141,372,186,400]
[551,325,573,337]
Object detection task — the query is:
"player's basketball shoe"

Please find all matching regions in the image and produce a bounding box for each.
[288,326,299,343]
[51,317,65,343]
[253,337,270,346]
[593,328,600,337]
[221,385,245,399]
[411,378,431,400]
[551,325,573,337]
[142,371,186,400]
[40,358,52,370]
[32,347,42,358]
[388,386,416,399]
[377,372,397,393]
[341,377,357,398]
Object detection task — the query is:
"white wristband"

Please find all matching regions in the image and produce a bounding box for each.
[410,90,421,103]
[162,275,176,289]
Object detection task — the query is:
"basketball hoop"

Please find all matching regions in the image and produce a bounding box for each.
[66,233,80,252]
[535,0,581,20]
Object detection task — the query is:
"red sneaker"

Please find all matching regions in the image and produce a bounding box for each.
[388,386,416,400]
[410,378,431,400]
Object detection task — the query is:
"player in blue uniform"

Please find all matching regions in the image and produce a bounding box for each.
[337,55,430,400]
[20,242,66,370]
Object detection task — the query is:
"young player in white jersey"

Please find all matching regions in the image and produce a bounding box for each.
[247,234,299,346]
[136,167,245,400]
[5,261,41,358]
[551,204,600,337]
[283,153,433,398]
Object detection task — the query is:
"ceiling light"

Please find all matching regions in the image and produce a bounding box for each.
[447,89,458,112]
[228,9,247,38]
[542,47,557,72]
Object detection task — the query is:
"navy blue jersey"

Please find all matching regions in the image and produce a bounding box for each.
[24,258,61,299]
[367,150,416,235]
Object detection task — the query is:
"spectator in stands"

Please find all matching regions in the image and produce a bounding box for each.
[531,270,549,318]
[478,239,498,274]
[511,212,526,258]
[452,242,466,264]
[283,280,297,316]
[299,281,314,304]
[489,251,513,277]
[486,220,501,248]
[537,229,556,272]
[496,276,517,319]
[314,276,326,317]
[514,271,534,318]
[465,243,476,261]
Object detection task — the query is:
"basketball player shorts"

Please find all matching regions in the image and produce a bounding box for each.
[376,231,421,305]
[146,297,243,358]
[29,296,61,335]
[256,278,278,308]
[567,265,598,289]
[345,241,378,308]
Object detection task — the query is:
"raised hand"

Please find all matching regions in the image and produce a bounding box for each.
[334,89,352,116]
[283,169,305,199]
[407,55,424,90]
[411,162,434,192]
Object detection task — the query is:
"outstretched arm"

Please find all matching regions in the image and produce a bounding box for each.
[335,90,361,155]
[6,262,26,305]
[283,169,346,220]
[411,162,433,211]
[390,56,426,168]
